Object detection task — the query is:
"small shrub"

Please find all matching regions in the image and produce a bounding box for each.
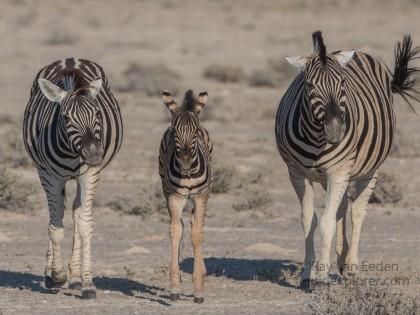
[233,189,273,211]
[0,169,33,211]
[248,58,296,87]
[212,165,235,194]
[369,172,402,204]
[3,130,31,168]
[45,30,77,45]
[116,63,182,96]
[203,64,246,83]
[108,184,166,217]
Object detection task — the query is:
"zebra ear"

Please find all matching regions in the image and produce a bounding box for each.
[38,78,67,103]
[87,78,102,97]
[334,50,355,66]
[285,56,308,70]
[162,90,178,113]
[192,91,208,113]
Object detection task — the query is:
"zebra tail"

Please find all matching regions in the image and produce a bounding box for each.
[391,34,420,113]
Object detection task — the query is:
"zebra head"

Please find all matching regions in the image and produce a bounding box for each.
[286,31,355,145]
[38,77,104,166]
[162,89,208,172]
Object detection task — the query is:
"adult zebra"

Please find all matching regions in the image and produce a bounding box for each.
[275,32,419,288]
[159,90,212,303]
[23,58,123,298]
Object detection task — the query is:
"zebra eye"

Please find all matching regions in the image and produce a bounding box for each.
[96,112,102,120]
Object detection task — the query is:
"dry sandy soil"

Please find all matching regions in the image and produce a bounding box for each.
[0,0,420,314]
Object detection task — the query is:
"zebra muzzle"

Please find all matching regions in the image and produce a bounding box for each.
[81,140,104,166]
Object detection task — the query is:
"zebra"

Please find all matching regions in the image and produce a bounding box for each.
[23,58,123,299]
[275,31,419,288]
[159,89,212,303]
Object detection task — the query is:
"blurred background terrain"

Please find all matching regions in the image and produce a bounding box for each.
[0,0,419,314]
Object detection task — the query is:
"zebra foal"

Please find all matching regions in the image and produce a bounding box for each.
[23,58,123,298]
[275,32,420,288]
[159,90,212,303]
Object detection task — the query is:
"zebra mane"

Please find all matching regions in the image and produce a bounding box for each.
[182,90,197,111]
[312,31,327,66]
[60,68,88,92]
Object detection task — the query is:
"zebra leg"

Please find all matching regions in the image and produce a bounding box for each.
[335,193,349,275]
[288,169,317,284]
[191,191,209,303]
[77,169,100,299]
[68,181,82,290]
[318,172,349,283]
[345,173,377,277]
[39,171,67,288]
[167,193,187,301]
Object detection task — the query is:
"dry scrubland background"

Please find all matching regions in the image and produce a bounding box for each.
[0,0,420,314]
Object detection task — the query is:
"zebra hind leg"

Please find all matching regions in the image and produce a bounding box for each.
[191,192,209,303]
[167,194,187,301]
[68,182,83,290]
[335,193,349,276]
[345,172,377,278]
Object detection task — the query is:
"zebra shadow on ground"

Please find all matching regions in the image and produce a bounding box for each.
[0,270,170,306]
[180,257,302,289]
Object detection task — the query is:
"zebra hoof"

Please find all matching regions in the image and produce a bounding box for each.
[44,276,55,289]
[68,280,83,291]
[194,297,204,304]
[81,288,97,299]
[169,293,180,301]
[300,279,314,292]
[51,270,67,287]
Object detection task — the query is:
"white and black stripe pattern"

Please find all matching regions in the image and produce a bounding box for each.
[275,32,419,288]
[158,90,212,303]
[22,58,123,298]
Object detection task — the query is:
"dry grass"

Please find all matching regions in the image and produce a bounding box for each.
[233,189,273,211]
[389,129,420,158]
[0,168,33,211]
[308,281,419,315]
[116,62,182,96]
[2,130,31,168]
[203,64,246,83]
[369,171,403,204]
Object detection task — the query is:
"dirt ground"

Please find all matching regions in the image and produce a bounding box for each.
[0,1,420,314]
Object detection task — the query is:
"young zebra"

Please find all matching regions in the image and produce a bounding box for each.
[159,90,212,303]
[23,58,123,298]
[275,32,420,288]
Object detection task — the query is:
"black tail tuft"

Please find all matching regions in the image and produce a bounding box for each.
[391,34,420,113]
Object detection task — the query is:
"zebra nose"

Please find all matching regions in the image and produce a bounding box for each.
[81,140,103,166]
[178,147,193,169]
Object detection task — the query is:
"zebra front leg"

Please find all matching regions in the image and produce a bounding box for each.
[191,191,209,303]
[336,193,349,275]
[288,169,317,286]
[167,193,187,301]
[318,172,349,283]
[345,173,377,277]
[39,171,67,288]
[78,169,100,299]
[68,181,82,290]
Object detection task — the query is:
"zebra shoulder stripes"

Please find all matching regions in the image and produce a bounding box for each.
[159,90,212,303]
[23,58,123,298]
[275,32,419,288]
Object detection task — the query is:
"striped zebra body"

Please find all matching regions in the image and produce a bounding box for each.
[276,51,395,181]
[275,32,419,288]
[159,126,212,197]
[24,58,123,177]
[23,58,123,298]
[158,90,212,303]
